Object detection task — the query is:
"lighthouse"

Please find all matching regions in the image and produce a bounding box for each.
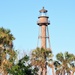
[37,7,52,75]
[37,7,50,49]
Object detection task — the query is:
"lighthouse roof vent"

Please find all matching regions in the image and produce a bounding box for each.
[39,7,47,13]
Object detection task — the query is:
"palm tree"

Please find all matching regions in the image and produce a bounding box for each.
[70,56,75,75]
[31,47,53,75]
[70,63,75,75]
[54,52,75,75]
[0,27,16,75]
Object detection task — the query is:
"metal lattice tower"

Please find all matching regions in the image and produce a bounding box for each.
[37,7,51,50]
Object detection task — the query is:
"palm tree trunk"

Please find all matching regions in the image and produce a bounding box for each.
[42,66,47,75]
[52,66,55,75]
[41,68,43,75]
[62,70,65,75]
[71,71,74,75]
[40,67,43,75]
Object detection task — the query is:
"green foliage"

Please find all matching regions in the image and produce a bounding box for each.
[56,52,64,62]
[0,27,15,47]
[0,27,16,75]
[7,55,38,75]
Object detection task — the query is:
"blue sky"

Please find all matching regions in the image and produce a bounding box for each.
[0,0,75,58]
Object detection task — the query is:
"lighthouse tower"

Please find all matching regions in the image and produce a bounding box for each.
[37,7,53,75]
[37,7,50,49]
